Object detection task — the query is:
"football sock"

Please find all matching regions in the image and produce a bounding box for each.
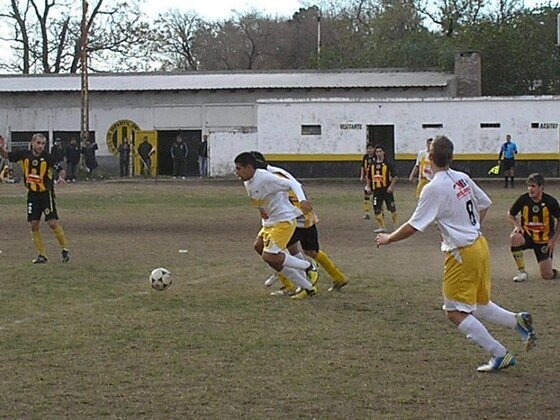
[315,251,346,282]
[473,301,517,328]
[374,213,386,228]
[504,177,508,188]
[279,266,312,290]
[283,253,311,270]
[391,211,399,227]
[52,225,68,249]
[31,230,46,256]
[458,314,507,357]
[277,272,296,292]
[510,177,515,187]
[363,196,371,215]
[511,246,525,271]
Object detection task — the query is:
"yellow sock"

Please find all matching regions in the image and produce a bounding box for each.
[52,225,69,250]
[375,213,386,228]
[511,248,525,271]
[315,251,346,283]
[278,273,296,292]
[391,211,399,227]
[31,231,46,256]
[363,197,371,214]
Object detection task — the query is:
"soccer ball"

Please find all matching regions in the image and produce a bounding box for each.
[150,267,172,291]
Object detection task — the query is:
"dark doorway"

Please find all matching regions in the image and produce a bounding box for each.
[157,130,202,176]
[367,125,395,161]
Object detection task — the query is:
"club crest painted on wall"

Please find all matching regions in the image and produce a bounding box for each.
[106,120,141,157]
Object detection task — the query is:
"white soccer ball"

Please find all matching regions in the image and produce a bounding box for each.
[150,267,172,291]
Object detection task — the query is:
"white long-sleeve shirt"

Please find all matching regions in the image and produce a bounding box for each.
[244,168,305,227]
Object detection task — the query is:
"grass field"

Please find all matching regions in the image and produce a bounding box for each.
[0,178,559,419]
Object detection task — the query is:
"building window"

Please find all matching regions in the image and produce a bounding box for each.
[480,123,501,128]
[422,123,443,129]
[301,125,322,135]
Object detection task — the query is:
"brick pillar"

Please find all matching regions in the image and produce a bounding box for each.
[455,51,482,97]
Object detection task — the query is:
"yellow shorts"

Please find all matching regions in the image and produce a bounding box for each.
[442,236,491,311]
[416,178,430,199]
[258,221,296,254]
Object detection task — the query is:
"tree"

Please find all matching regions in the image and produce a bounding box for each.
[193,11,287,70]
[0,0,150,74]
[453,6,560,95]
[148,9,204,71]
[415,0,485,36]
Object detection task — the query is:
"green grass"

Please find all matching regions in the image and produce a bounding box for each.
[0,179,559,418]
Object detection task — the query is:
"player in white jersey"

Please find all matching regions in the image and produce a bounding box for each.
[251,152,348,294]
[409,138,433,199]
[376,135,536,372]
[234,152,317,299]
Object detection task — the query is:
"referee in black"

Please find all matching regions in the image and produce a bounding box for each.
[0,133,70,264]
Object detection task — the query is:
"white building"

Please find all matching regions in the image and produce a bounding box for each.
[1,58,558,178]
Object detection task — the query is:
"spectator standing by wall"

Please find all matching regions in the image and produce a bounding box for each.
[171,135,188,179]
[51,138,66,184]
[81,140,99,180]
[137,137,155,177]
[65,137,81,183]
[198,134,209,178]
[118,138,132,177]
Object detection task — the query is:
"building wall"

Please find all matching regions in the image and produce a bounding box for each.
[2,91,559,178]
[254,96,560,178]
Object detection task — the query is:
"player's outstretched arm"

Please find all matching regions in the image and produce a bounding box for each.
[376,223,417,247]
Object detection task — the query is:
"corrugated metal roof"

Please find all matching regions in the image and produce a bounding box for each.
[0,70,453,93]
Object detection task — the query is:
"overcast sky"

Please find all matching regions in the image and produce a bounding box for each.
[142,0,306,20]
[142,0,555,20]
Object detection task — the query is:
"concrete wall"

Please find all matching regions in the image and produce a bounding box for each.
[2,91,560,178]
[256,96,560,157]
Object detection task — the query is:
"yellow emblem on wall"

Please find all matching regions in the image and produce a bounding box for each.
[106,120,142,157]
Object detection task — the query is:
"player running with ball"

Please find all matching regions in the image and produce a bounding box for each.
[234,152,317,300]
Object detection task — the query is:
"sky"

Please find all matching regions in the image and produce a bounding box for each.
[142,0,554,21]
[142,0,306,20]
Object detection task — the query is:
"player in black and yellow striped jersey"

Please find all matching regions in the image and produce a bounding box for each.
[0,133,70,264]
[508,173,560,282]
[360,144,376,219]
[368,145,399,233]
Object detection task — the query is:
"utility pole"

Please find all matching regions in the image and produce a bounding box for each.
[316,9,321,69]
[80,0,90,145]
[557,13,560,46]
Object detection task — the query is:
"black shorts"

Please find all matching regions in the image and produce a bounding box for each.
[373,189,397,213]
[503,158,515,171]
[520,233,551,262]
[27,191,59,222]
[287,224,320,252]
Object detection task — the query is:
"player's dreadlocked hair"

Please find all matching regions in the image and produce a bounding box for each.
[250,151,267,169]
